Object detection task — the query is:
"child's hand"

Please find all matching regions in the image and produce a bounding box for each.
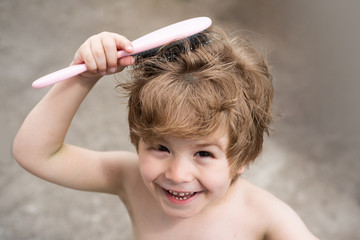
[71,32,135,80]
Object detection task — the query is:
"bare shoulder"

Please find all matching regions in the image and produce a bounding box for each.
[98,149,139,194]
[238,179,319,240]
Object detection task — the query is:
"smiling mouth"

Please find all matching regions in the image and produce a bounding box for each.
[163,188,198,201]
[166,190,197,201]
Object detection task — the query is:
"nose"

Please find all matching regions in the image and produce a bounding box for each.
[165,156,194,183]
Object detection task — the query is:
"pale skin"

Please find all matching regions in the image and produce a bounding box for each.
[13,32,318,240]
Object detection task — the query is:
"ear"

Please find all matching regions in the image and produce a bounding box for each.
[237,165,246,175]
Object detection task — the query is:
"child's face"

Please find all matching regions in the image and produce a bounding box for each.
[137,130,235,219]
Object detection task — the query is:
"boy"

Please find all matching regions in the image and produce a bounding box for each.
[13,27,318,239]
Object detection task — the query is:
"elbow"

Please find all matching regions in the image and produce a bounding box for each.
[12,133,32,170]
[12,135,25,167]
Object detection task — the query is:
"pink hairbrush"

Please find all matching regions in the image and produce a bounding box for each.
[32,17,212,88]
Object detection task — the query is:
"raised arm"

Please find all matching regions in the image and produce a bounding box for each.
[12,32,136,194]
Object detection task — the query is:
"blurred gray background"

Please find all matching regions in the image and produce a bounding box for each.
[1,0,359,239]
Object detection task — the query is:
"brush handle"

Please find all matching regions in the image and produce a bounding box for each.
[32,50,130,88]
[32,64,87,88]
[32,17,212,88]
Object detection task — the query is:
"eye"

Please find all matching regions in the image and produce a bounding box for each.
[155,145,170,153]
[196,151,214,158]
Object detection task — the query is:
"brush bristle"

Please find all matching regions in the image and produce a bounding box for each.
[132,30,212,64]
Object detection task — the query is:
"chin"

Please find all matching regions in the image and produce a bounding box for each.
[157,190,208,219]
[161,204,202,219]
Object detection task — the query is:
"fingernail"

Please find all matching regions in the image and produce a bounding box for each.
[130,56,135,65]
[100,71,107,76]
[109,67,117,73]
[126,45,133,52]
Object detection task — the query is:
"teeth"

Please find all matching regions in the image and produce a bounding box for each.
[174,197,188,200]
[169,190,178,196]
[167,190,195,200]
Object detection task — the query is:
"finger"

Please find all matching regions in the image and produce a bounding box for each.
[71,50,83,66]
[90,36,107,75]
[77,40,97,72]
[101,35,118,74]
[112,33,133,53]
[118,56,135,68]
[71,40,87,66]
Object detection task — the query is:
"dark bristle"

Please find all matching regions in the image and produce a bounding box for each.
[132,30,212,64]
[132,46,161,59]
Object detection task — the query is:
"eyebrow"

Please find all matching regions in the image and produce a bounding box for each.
[194,141,226,152]
[154,136,227,152]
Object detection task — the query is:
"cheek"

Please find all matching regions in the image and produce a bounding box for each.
[200,163,231,193]
[138,154,160,184]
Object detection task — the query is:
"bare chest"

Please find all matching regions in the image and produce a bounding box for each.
[131,216,263,240]
[123,174,265,240]
[126,190,263,240]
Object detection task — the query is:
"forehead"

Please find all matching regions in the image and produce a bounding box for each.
[150,127,228,150]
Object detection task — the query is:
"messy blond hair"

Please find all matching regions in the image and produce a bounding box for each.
[121,26,273,179]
